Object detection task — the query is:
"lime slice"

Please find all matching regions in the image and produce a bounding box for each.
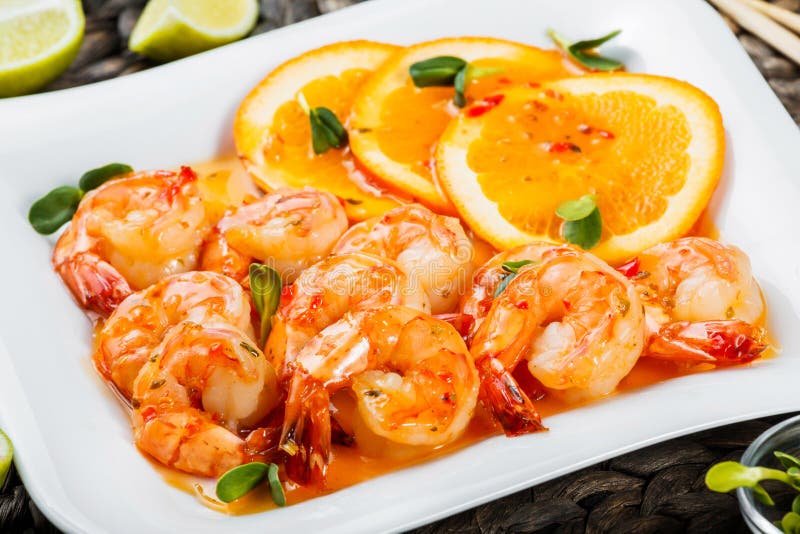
[0,429,12,488]
[129,0,258,62]
[0,0,85,98]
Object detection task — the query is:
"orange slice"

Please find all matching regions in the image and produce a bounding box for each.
[436,74,725,264]
[349,37,579,214]
[234,40,402,220]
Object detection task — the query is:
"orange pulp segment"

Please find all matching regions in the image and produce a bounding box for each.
[436,74,725,264]
[234,40,403,220]
[349,37,580,214]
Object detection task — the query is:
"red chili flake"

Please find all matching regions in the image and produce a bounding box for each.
[336,196,347,207]
[527,81,541,88]
[498,77,512,84]
[598,129,615,139]
[515,300,529,310]
[442,391,455,403]
[563,300,571,310]
[616,257,640,278]
[141,406,157,422]
[421,158,433,170]
[466,94,505,118]
[531,100,548,112]
[164,166,197,203]
[544,89,563,101]
[548,141,581,153]
[578,124,593,134]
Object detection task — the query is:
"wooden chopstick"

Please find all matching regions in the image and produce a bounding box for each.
[708,0,800,65]
[742,0,800,34]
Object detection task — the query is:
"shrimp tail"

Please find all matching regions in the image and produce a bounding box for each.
[646,320,767,365]
[279,371,331,485]
[477,357,546,436]
[56,252,132,316]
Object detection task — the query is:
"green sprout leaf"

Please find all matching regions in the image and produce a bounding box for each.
[216,462,269,503]
[777,451,800,471]
[556,195,602,250]
[29,162,133,234]
[309,106,348,155]
[453,66,467,108]
[410,56,504,107]
[249,263,282,345]
[794,495,800,515]
[494,260,537,297]
[705,460,800,506]
[267,462,286,507]
[409,56,467,87]
[502,260,535,274]
[556,194,598,221]
[548,29,623,71]
[78,163,133,192]
[28,186,83,235]
[783,511,800,534]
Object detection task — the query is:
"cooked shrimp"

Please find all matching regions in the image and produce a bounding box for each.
[94,271,252,399]
[460,242,562,337]
[279,306,479,485]
[200,187,348,283]
[53,167,210,316]
[471,247,644,434]
[332,204,474,314]
[624,237,766,364]
[132,321,280,477]
[265,252,429,379]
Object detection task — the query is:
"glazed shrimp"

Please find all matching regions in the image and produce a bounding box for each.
[471,247,644,435]
[53,167,210,316]
[132,321,280,477]
[200,187,348,283]
[265,252,430,378]
[623,237,766,364]
[460,242,563,337]
[332,204,474,314]
[279,306,479,484]
[94,271,252,398]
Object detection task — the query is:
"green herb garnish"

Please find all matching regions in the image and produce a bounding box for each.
[556,194,602,250]
[249,262,282,345]
[297,93,348,155]
[78,163,133,192]
[706,451,800,533]
[494,259,536,297]
[409,56,504,107]
[267,462,286,507]
[216,462,270,503]
[28,162,132,235]
[409,56,467,87]
[548,29,623,71]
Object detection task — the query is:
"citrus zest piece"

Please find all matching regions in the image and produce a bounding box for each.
[234,40,403,220]
[129,0,258,62]
[349,37,580,213]
[0,0,85,97]
[436,74,725,264]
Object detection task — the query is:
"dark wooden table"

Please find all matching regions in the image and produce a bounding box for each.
[3,0,799,532]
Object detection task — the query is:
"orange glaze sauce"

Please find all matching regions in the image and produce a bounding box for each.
[145,156,773,513]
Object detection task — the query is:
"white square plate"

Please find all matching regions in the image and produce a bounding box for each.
[1,0,799,532]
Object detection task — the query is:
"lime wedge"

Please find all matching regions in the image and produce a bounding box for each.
[0,429,12,488]
[129,0,258,62]
[0,0,85,98]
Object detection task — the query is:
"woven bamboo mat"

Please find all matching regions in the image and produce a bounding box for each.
[3,0,800,532]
